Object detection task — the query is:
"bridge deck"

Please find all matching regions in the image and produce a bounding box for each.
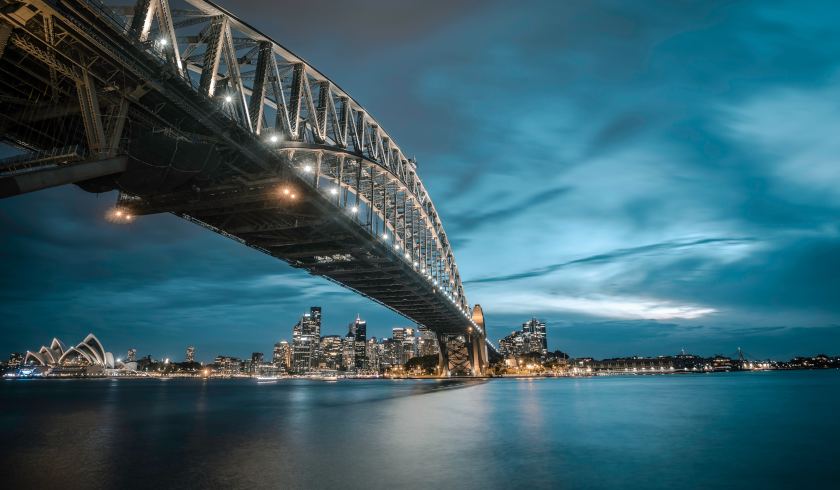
[0,0,481,338]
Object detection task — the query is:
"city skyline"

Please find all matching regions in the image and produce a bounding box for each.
[6,306,834,366]
[3,0,840,359]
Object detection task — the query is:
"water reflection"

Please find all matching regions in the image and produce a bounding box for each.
[1,372,838,489]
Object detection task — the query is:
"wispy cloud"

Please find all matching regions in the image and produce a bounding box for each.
[446,186,572,234]
[486,291,716,320]
[466,237,756,284]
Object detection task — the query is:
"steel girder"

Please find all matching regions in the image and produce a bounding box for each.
[0,0,484,342]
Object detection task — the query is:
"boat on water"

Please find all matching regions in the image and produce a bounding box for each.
[256,376,278,383]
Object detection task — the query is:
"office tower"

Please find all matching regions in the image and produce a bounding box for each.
[292,307,322,373]
[352,315,367,370]
[418,326,439,357]
[342,332,355,371]
[365,337,382,373]
[185,345,195,363]
[391,327,416,365]
[500,317,549,358]
[381,338,397,368]
[126,348,137,362]
[522,317,547,354]
[214,355,241,376]
[273,340,291,371]
[320,335,342,370]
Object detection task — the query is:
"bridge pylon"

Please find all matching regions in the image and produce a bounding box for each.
[435,305,488,377]
[469,305,488,376]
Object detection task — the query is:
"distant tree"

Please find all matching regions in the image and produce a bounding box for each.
[405,355,438,375]
[547,350,570,360]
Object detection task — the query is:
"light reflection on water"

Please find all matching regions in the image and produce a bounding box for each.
[1,372,838,489]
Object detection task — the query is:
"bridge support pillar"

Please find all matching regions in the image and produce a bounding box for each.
[436,333,471,377]
[470,305,489,377]
[469,331,486,376]
[436,332,450,377]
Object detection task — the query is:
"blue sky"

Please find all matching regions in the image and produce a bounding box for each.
[2,0,840,361]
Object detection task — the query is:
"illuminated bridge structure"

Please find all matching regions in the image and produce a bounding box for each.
[0,0,496,375]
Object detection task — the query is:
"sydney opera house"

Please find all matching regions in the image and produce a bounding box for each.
[23,333,117,375]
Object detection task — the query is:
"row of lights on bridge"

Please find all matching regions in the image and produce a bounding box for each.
[296,160,476,325]
[214,78,478,329]
[111,38,480,332]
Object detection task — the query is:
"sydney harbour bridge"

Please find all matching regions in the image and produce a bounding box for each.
[0,0,495,375]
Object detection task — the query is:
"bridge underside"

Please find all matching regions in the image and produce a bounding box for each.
[0,0,494,375]
[120,149,463,332]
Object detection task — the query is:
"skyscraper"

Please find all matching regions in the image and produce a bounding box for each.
[351,315,367,370]
[499,317,548,358]
[320,335,343,370]
[292,306,322,373]
[273,340,291,371]
[522,317,547,354]
[341,333,355,371]
[126,348,137,362]
[185,345,195,363]
[391,327,417,365]
[418,326,439,357]
[366,337,381,372]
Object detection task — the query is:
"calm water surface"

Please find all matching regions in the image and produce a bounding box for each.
[1,371,838,489]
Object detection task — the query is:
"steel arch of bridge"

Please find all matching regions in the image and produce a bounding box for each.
[0,0,490,345]
[120,0,471,316]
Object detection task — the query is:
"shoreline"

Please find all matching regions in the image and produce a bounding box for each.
[4,368,838,381]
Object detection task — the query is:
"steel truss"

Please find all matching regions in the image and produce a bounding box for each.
[0,0,494,365]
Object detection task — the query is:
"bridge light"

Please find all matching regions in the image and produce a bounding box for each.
[114,210,123,217]
[282,188,290,195]
[291,193,297,199]
[224,95,232,103]
[404,253,410,259]
[269,134,279,143]
[394,244,400,250]
[413,261,418,267]
[329,188,338,195]
[158,38,168,46]
[350,205,358,213]
[303,164,313,172]
[382,233,388,240]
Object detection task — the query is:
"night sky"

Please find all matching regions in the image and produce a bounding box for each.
[2,0,839,361]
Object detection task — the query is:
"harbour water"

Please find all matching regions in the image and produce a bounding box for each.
[1,371,838,488]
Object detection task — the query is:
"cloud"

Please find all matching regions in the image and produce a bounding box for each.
[446,186,572,234]
[485,291,716,320]
[466,237,755,284]
[724,74,840,205]
[5,0,840,360]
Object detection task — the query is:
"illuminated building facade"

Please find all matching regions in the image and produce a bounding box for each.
[292,307,322,373]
